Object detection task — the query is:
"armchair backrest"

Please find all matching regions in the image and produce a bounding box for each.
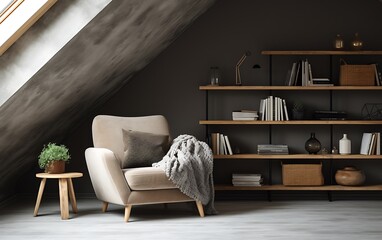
[92,115,171,167]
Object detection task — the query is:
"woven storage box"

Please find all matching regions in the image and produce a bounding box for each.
[339,64,375,86]
[282,163,324,186]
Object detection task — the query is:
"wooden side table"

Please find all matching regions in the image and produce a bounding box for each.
[34,172,83,220]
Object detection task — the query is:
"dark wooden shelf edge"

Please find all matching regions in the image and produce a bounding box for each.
[215,184,382,191]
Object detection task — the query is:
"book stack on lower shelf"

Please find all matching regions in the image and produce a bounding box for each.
[232,110,258,120]
[360,132,381,155]
[211,133,233,155]
[258,144,289,155]
[232,173,263,187]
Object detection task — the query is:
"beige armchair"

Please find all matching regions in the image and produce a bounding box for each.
[85,115,204,222]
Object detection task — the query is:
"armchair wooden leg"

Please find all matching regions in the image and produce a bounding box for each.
[124,205,132,222]
[196,201,205,217]
[102,202,108,212]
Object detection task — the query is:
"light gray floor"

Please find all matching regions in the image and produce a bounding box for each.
[1,197,382,240]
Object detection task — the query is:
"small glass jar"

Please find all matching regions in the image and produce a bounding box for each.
[333,34,344,50]
[210,67,220,85]
[331,146,339,154]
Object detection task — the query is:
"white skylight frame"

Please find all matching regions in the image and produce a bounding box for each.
[0,0,57,56]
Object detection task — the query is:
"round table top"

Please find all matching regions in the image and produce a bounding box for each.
[36,172,83,179]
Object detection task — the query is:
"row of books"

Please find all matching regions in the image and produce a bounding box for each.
[232,110,258,120]
[211,133,233,155]
[232,173,263,186]
[257,144,289,155]
[286,60,333,86]
[259,96,289,121]
[360,132,381,155]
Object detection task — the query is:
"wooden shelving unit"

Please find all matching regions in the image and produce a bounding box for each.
[201,50,382,198]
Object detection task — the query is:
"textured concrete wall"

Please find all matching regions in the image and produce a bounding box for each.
[0,0,111,106]
[0,0,215,201]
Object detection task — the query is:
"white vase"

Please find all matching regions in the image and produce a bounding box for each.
[339,134,351,155]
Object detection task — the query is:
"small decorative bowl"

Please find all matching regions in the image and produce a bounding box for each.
[335,166,365,186]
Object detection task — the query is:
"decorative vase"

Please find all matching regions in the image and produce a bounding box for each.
[305,132,321,154]
[335,166,365,186]
[351,33,363,50]
[333,34,344,49]
[45,160,65,174]
[339,134,351,155]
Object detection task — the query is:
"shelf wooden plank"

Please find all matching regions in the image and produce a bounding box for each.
[261,50,382,55]
[200,120,382,125]
[213,154,382,160]
[199,85,382,91]
[215,184,382,191]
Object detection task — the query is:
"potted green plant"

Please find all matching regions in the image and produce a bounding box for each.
[292,101,304,120]
[38,143,70,174]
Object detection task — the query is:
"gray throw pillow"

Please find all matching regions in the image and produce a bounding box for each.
[122,129,169,168]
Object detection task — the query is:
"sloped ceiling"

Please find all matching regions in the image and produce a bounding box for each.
[0,0,215,201]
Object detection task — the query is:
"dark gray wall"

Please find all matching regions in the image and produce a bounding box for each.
[21,0,382,199]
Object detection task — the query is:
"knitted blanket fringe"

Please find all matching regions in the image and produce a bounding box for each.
[153,134,217,215]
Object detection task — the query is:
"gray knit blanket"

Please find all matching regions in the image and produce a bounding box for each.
[153,134,217,215]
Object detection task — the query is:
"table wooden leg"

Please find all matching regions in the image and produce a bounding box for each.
[68,178,78,213]
[59,178,69,220]
[33,178,46,217]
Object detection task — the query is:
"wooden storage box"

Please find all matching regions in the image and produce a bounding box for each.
[282,163,324,186]
[339,64,375,86]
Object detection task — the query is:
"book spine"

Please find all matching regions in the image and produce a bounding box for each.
[220,134,226,155]
[377,132,381,155]
[211,133,218,155]
[283,99,289,121]
[216,133,220,155]
[260,99,266,121]
[224,135,233,155]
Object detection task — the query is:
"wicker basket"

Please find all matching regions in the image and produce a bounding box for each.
[339,60,375,86]
[282,163,324,186]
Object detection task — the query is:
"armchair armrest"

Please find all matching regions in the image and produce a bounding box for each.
[85,148,131,205]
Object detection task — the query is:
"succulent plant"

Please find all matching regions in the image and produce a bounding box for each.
[292,101,304,111]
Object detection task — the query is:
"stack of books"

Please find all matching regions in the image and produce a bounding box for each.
[313,110,347,120]
[311,78,334,86]
[232,173,263,186]
[211,133,233,155]
[259,96,289,121]
[360,132,381,155]
[257,144,289,155]
[232,110,258,120]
